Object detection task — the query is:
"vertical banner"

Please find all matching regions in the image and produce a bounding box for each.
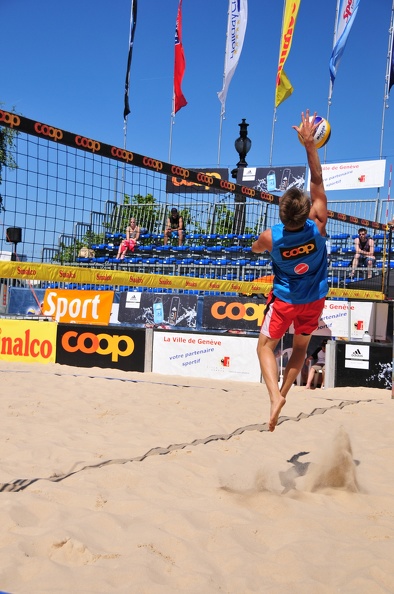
[124,0,138,119]
[390,15,394,92]
[275,0,301,107]
[217,0,248,114]
[173,0,187,113]
[329,0,360,85]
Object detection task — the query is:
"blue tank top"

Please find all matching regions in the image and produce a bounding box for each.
[270,219,328,304]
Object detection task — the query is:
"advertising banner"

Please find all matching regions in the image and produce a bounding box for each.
[0,319,57,363]
[42,288,113,324]
[56,324,145,372]
[7,287,46,316]
[335,341,392,389]
[202,295,265,331]
[289,300,388,341]
[115,292,198,328]
[152,331,261,382]
[165,168,229,193]
[237,166,306,193]
[310,160,386,191]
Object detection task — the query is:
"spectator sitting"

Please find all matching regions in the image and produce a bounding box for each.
[351,228,375,279]
[164,207,184,246]
[116,217,140,259]
[305,339,327,389]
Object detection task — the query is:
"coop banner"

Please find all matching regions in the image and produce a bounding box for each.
[237,166,306,193]
[56,324,145,372]
[114,291,198,328]
[0,318,57,364]
[202,295,266,331]
[165,168,229,193]
[308,160,386,191]
[152,331,261,382]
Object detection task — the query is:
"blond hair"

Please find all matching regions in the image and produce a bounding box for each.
[279,188,311,229]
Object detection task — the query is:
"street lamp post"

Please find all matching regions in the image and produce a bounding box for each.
[231,119,252,235]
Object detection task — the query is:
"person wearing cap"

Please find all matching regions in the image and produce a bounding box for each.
[164,207,184,246]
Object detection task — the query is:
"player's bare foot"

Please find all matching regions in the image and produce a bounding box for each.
[269,395,286,432]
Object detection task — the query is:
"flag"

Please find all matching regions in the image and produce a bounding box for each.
[275,0,301,108]
[390,27,394,91]
[329,0,360,85]
[124,0,138,119]
[218,0,248,115]
[173,0,187,113]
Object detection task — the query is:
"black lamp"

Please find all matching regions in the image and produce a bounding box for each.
[231,119,252,180]
[231,119,252,234]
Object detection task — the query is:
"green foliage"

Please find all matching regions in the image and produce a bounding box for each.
[114,193,163,232]
[0,106,19,184]
[54,230,105,264]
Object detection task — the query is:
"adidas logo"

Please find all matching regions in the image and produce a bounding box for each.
[351,348,363,357]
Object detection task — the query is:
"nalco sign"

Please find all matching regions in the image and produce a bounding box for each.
[56,324,145,371]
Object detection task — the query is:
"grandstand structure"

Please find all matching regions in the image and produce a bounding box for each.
[0,111,393,295]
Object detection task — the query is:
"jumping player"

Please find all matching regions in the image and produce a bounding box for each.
[252,110,328,431]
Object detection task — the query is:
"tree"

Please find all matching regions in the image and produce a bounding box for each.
[0,106,19,211]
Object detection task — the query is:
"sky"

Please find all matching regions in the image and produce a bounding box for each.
[1,0,394,206]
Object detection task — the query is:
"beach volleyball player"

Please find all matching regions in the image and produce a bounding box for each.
[252,110,328,432]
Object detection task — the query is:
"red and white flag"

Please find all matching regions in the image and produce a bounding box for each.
[173,0,187,114]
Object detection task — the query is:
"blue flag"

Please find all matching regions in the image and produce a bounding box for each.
[329,0,360,85]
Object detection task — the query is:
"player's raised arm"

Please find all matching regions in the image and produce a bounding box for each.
[293,110,327,236]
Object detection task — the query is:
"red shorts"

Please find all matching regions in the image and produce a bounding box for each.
[260,291,325,338]
[120,238,136,253]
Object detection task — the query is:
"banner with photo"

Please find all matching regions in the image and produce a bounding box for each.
[165,168,229,193]
[236,166,306,193]
[113,291,198,328]
[310,160,386,191]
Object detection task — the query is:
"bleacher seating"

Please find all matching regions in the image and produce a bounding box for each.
[75,225,394,294]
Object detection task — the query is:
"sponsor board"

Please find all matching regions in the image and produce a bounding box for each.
[165,168,229,193]
[42,288,113,324]
[56,324,145,371]
[237,166,306,193]
[314,159,386,191]
[152,331,261,382]
[202,295,265,331]
[0,319,57,363]
[117,292,198,328]
[291,300,388,341]
[335,341,392,389]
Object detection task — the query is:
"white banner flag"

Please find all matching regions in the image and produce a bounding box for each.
[307,159,386,191]
[218,0,248,115]
[329,0,361,84]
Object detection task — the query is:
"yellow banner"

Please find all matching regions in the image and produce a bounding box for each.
[0,319,57,363]
[0,261,385,301]
[275,0,301,108]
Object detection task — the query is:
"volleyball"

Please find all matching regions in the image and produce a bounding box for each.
[298,115,331,149]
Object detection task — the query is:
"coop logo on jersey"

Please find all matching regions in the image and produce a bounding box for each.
[280,239,317,260]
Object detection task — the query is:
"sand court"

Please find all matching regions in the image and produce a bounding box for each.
[0,361,393,593]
